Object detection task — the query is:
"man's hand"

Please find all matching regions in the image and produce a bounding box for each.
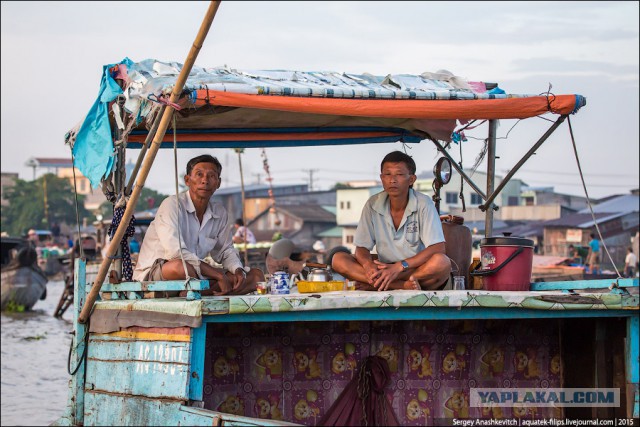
[372,260,403,291]
[216,274,233,295]
[232,268,247,291]
[362,260,380,285]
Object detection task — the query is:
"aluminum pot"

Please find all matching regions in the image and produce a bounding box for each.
[307,268,332,282]
[470,234,534,291]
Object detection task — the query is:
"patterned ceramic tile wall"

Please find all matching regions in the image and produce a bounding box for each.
[203,319,562,425]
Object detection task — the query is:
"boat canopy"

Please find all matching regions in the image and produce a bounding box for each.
[68,58,586,187]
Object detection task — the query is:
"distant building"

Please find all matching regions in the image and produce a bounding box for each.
[212,183,309,221]
[416,170,527,221]
[498,193,640,267]
[336,186,383,251]
[250,203,336,249]
[520,187,588,210]
[211,183,339,249]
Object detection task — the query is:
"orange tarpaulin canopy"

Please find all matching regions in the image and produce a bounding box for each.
[193,90,582,120]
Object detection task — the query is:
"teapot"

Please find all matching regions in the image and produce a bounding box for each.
[304,262,333,282]
[307,268,333,282]
[270,271,292,294]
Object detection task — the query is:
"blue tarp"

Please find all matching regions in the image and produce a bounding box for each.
[72,58,133,188]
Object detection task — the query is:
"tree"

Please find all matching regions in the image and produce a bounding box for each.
[1,174,93,236]
[332,182,353,190]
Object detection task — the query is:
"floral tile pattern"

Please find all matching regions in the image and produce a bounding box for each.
[203,318,562,425]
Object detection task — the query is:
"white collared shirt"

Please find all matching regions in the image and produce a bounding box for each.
[354,189,444,263]
[133,191,243,281]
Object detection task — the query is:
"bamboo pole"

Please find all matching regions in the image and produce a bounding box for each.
[79,0,221,324]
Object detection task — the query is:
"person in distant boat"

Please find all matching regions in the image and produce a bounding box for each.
[587,233,601,274]
[624,247,637,278]
[567,244,581,264]
[27,229,38,247]
[133,154,263,295]
[51,222,61,239]
[331,151,451,291]
[232,218,256,244]
[129,237,140,254]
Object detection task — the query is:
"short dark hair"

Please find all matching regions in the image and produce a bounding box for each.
[590,233,596,239]
[186,154,222,176]
[235,218,244,226]
[381,151,416,175]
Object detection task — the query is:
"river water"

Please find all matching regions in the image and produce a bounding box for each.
[1,280,73,426]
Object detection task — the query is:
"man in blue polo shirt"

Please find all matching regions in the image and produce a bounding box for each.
[331,151,451,291]
[587,233,601,274]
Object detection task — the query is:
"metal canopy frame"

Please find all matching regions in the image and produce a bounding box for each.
[431,114,569,237]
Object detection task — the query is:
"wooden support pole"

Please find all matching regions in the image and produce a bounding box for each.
[78,0,221,324]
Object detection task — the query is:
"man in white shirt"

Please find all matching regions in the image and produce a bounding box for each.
[232,218,256,244]
[332,151,451,291]
[624,247,637,278]
[133,154,263,295]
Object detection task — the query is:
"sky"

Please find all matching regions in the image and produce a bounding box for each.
[1,1,638,200]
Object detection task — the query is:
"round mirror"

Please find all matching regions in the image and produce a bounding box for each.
[433,157,452,185]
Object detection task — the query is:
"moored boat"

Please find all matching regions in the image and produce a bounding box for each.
[53,2,638,425]
[1,237,48,311]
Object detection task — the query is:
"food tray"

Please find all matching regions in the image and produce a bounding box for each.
[296,281,345,293]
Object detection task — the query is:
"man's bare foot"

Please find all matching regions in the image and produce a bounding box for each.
[355,281,376,291]
[408,275,421,290]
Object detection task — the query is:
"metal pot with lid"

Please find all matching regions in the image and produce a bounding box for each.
[470,232,534,291]
[303,262,333,282]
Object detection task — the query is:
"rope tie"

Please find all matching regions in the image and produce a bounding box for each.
[204,84,210,104]
[148,94,182,110]
[541,83,557,113]
[108,207,136,281]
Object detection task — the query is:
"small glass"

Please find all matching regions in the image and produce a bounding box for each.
[256,281,269,295]
[344,280,356,291]
[453,276,465,290]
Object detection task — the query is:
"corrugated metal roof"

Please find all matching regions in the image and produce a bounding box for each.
[317,226,343,238]
[542,212,612,228]
[276,204,336,223]
[34,157,73,167]
[579,194,639,215]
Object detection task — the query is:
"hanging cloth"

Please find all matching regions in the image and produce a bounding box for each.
[73,58,133,188]
[319,356,399,426]
[108,207,136,281]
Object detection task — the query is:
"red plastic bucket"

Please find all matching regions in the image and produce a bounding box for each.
[470,235,534,291]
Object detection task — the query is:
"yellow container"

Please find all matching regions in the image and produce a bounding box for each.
[297,281,345,293]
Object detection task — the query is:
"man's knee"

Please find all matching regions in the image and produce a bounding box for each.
[331,251,352,273]
[161,260,182,279]
[247,267,265,281]
[430,253,452,276]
